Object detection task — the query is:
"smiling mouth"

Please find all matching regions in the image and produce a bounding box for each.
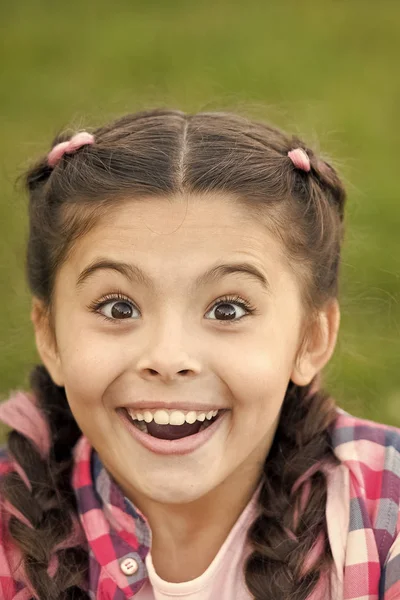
[124,408,224,440]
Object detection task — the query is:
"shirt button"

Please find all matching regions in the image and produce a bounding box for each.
[120,557,139,576]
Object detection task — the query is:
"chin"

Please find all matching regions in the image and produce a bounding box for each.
[139,477,216,506]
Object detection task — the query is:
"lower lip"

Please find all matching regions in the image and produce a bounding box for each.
[117,408,228,456]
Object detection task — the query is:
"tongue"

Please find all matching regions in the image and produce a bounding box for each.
[146,420,203,440]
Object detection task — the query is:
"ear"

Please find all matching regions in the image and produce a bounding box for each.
[31,298,64,387]
[290,298,340,387]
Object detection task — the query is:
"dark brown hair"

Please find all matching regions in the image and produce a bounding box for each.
[1,109,346,599]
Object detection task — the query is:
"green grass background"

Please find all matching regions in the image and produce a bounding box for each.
[1,0,399,441]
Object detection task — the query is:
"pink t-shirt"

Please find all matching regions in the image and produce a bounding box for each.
[135,481,263,599]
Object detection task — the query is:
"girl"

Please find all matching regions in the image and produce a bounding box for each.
[0,109,398,600]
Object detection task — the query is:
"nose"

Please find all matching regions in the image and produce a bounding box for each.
[136,322,201,382]
[138,359,200,382]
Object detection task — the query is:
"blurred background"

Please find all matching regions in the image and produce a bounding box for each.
[1,0,399,440]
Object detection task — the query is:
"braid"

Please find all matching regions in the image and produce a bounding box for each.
[244,379,340,600]
[0,365,89,600]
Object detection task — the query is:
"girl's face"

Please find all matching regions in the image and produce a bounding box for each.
[34,193,338,507]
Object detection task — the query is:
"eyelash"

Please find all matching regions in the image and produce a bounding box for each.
[87,290,257,327]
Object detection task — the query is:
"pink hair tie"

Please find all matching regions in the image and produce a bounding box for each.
[47,131,94,167]
[287,148,311,172]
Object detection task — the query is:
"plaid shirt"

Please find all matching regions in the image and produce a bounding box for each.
[0,391,399,599]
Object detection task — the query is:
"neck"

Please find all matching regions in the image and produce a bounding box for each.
[129,462,263,582]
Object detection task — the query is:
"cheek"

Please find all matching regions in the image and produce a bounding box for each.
[57,326,128,407]
[227,330,295,404]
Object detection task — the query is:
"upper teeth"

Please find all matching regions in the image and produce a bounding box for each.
[127,408,219,426]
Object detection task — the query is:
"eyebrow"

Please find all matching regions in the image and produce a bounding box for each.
[76,258,272,294]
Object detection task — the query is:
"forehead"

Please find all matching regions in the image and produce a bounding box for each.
[62,193,294,292]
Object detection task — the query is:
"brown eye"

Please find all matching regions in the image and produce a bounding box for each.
[111,301,133,319]
[206,300,248,321]
[99,299,138,320]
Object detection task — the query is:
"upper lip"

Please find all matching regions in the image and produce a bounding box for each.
[120,401,228,412]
